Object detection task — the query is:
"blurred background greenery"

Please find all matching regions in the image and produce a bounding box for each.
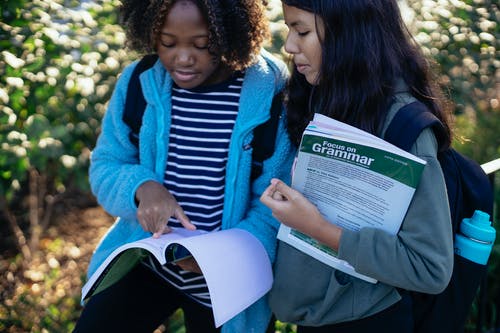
[0,0,498,332]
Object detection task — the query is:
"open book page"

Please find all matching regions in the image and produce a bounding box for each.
[172,229,273,327]
[81,228,272,327]
[278,114,427,283]
[81,228,205,301]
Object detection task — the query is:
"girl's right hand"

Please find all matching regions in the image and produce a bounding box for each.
[260,178,342,251]
[135,181,196,238]
[260,178,321,233]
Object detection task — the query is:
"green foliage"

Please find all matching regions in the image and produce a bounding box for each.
[0,1,133,330]
[168,309,187,333]
[0,0,132,208]
[274,320,298,333]
[0,0,498,332]
[406,0,499,164]
[266,0,288,62]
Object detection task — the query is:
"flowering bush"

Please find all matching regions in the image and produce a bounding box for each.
[0,0,498,332]
[0,0,135,258]
[406,0,499,162]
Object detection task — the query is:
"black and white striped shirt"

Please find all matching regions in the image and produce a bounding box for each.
[143,72,244,307]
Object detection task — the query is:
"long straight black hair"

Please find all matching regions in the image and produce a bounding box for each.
[283,0,452,147]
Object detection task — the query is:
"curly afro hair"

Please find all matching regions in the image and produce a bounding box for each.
[119,0,270,70]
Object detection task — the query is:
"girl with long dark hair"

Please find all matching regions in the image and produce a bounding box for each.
[261,1,454,332]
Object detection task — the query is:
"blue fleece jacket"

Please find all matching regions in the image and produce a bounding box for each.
[86,50,295,333]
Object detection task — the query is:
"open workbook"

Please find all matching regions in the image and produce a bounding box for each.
[278,113,427,283]
[81,228,272,327]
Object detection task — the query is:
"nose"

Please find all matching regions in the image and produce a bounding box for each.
[284,33,299,55]
[176,48,194,66]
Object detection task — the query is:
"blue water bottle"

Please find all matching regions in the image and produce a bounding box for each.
[454,210,496,265]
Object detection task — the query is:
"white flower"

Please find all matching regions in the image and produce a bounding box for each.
[2,51,25,69]
[76,77,95,97]
[61,154,77,168]
[6,77,24,88]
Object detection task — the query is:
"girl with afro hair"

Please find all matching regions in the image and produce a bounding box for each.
[74,1,294,332]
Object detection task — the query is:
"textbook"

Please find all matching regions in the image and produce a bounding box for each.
[278,113,426,283]
[81,228,273,327]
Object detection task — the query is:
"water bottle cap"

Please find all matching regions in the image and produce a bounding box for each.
[461,210,496,243]
[472,210,491,226]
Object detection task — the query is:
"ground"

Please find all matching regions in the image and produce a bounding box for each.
[0,204,115,332]
[0,203,287,332]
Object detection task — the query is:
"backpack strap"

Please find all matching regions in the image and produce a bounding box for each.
[384,101,447,151]
[388,99,493,333]
[250,92,283,180]
[123,54,159,147]
[385,99,493,228]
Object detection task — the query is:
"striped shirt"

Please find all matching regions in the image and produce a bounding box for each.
[143,72,244,307]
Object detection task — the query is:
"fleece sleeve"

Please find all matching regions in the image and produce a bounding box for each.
[88,63,161,220]
[235,107,296,263]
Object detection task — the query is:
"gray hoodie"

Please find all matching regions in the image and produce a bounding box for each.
[269,92,454,326]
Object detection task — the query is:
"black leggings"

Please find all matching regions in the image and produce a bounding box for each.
[297,292,413,333]
[73,263,220,333]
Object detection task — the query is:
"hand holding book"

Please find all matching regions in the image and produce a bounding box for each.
[260,178,342,252]
[167,244,201,273]
[261,113,427,283]
[174,256,202,274]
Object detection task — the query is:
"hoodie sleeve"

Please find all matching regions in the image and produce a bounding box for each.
[339,127,454,294]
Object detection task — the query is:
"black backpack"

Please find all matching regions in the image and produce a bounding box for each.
[122,54,282,180]
[385,100,494,333]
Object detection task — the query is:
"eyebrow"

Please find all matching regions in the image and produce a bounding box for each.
[160,31,208,38]
[286,20,307,29]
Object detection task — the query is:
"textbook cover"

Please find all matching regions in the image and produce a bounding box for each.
[278,114,426,283]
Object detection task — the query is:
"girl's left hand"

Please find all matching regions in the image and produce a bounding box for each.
[175,257,202,274]
[260,178,322,234]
